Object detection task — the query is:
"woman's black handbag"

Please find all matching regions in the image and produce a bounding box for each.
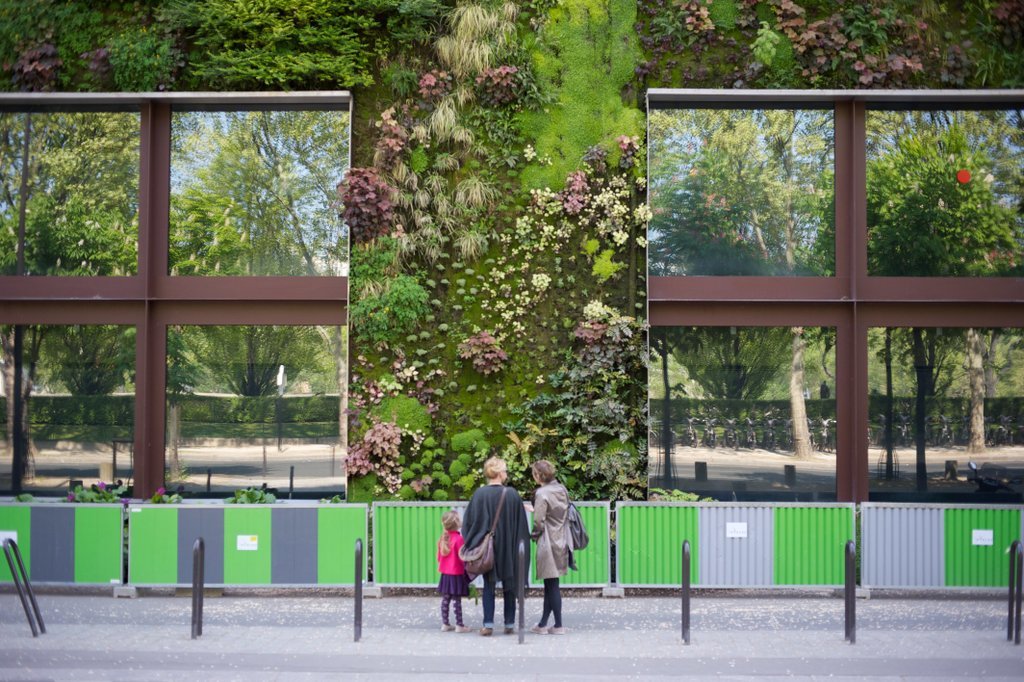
[566,502,589,551]
[460,487,508,577]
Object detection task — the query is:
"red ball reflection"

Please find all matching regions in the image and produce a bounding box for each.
[956,169,971,184]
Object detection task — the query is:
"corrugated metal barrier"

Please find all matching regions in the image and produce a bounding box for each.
[862,503,1023,589]
[126,502,367,586]
[616,502,855,588]
[0,503,123,585]
[373,501,611,587]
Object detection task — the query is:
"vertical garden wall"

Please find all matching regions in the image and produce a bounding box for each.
[1,0,1022,502]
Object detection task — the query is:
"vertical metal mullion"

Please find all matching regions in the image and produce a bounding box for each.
[134,101,171,498]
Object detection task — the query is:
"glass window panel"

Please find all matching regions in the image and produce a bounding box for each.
[648,108,835,276]
[0,324,136,493]
[166,324,347,495]
[868,327,1024,502]
[169,110,351,276]
[649,326,837,500]
[0,111,140,276]
[866,109,1024,277]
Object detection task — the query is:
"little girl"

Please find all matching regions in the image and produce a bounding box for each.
[437,510,471,632]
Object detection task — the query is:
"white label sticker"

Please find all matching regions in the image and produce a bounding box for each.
[237,535,259,551]
[131,508,142,513]
[972,529,994,546]
[0,530,18,545]
[726,522,748,539]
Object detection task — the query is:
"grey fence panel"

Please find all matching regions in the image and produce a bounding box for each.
[861,503,944,588]
[698,504,773,587]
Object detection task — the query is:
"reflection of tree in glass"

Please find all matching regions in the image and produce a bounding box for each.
[867,111,1023,490]
[0,112,139,276]
[40,326,135,395]
[170,110,350,276]
[667,327,792,401]
[648,109,834,276]
[186,326,330,397]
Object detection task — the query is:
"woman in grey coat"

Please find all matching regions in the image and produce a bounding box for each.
[529,459,570,634]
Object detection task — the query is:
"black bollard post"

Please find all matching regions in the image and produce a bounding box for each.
[1008,540,1019,642]
[1011,540,1019,643]
[289,466,295,500]
[354,538,363,643]
[517,540,526,645]
[681,540,691,645]
[206,468,212,493]
[844,540,856,644]
[191,537,205,639]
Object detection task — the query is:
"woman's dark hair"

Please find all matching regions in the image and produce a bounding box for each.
[531,459,556,484]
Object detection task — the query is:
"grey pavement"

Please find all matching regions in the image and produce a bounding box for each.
[1,588,1023,680]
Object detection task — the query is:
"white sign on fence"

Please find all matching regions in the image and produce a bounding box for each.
[0,530,17,545]
[972,529,994,546]
[237,535,259,551]
[726,522,748,539]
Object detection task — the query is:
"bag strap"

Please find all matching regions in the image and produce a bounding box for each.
[488,486,509,535]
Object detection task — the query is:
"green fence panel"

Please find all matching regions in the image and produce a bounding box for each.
[0,505,32,582]
[944,507,1022,587]
[374,503,464,585]
[73,506,124,584]
[558,503,610,586]
[224,507,272,585]
[316,505,368,585]
[616,503,699,586]
[127,506,178,584]
[774,505,853,586]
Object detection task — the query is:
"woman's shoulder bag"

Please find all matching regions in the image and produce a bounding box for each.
[459,487,508,578]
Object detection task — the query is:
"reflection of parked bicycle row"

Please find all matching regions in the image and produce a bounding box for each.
[870,413,1022,447]
[655,412,837,453]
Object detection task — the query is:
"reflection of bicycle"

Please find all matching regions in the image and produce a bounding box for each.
[702,414,718,448]
[818,417,835,453]
[896,413,911,447]
[742,416,758,449]
[680,416,698,448]
[762,413,779,451]
[723,418,739,449]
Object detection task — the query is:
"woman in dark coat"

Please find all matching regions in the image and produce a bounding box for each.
[460,456,530,636]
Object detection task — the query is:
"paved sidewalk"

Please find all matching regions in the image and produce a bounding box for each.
[2,589,1022,680]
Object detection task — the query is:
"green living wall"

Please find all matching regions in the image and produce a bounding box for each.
[2,0,1021,501]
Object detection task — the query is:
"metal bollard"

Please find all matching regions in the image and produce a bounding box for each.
[681,540,691,645]
[517,540,526,645]
[3,539,44,636]
[206,468,212,493]
[844,540,856,644]
[191,537,205,639]
[289,466,295,499]
[354,538,363,642]
[1009,540,1022,644]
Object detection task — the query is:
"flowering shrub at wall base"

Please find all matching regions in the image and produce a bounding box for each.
[67,481,127,503]
[225,486,276,504]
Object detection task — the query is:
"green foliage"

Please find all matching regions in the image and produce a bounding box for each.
[346,473,378,503]
[168,0,381,89]
[372,395,431,432]
[108,28,176,91]
[592,249,625,282]
[67,482,127,503]
[40,326,134,395]
[708,0,739,31]
[349,275,430,347]
[320,494,346,503]
[450,428,489,454]
[13,493,34,502]
[519,0,645,189]
[149,487,184,504]
[649,488,711,502]
[225,486,277,504]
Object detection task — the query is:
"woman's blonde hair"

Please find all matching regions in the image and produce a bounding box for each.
[483,456,507,481]
[438,510,461,556]
[531,459,556,484]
